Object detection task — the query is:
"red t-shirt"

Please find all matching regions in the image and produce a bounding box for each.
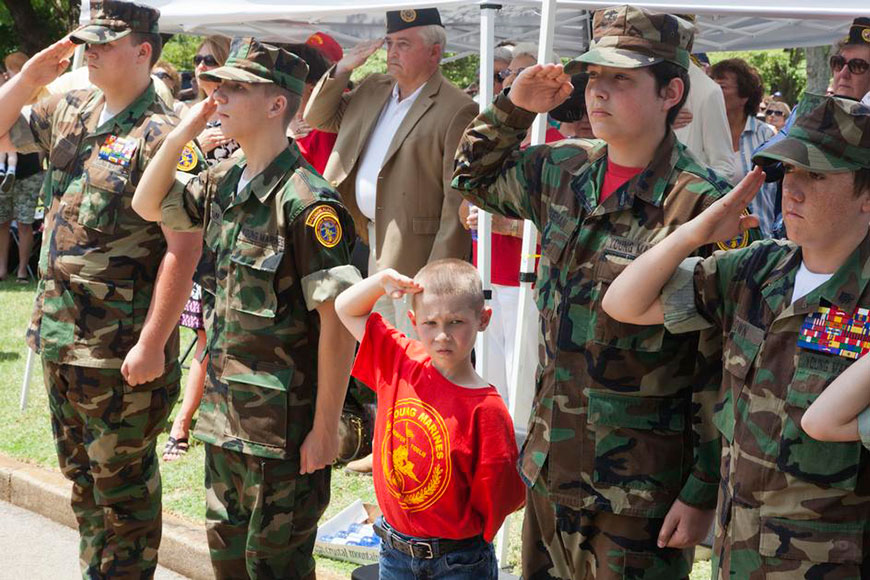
[352,314,526,541]
[471,127,563,286]
[600,158,644,204]
[296,129,337,175]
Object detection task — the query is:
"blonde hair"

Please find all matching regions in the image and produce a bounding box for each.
[766,100,791,116]
[413,259,484,313]
[196,35,231,99]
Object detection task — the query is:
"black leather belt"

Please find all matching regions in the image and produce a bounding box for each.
[373,520,484,560]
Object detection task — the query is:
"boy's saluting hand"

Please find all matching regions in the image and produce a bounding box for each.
[381,271,423,299]
[508,63,573,113]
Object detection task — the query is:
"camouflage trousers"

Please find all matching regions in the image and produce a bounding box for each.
[204,444,331,579]
[522,487,693,580]
[0,171,43,224]
[44,360,180,580]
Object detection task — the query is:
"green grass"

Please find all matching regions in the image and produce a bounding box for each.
[0,281,711,578]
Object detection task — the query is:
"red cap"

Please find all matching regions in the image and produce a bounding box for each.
[306,32,343,64]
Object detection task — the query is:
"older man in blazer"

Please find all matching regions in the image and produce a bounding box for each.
[305,8,476,320]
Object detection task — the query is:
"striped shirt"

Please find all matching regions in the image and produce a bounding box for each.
[736,116,779,238]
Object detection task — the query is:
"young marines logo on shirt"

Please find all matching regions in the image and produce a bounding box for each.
[382,398,451,512]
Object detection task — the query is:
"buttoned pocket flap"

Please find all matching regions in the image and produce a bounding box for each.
[588,390,685,432]
[228,234,283,319]
[723,317,764,380]
[759,517,863,564]
[80,162,129,233]
[222,357,293,449]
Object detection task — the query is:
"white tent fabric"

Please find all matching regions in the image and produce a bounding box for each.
[91,1,868,57]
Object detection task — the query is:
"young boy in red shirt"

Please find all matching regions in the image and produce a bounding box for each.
[335,258,526,578]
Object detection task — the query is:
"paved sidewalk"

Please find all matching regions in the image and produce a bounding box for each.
[0,500,187,579]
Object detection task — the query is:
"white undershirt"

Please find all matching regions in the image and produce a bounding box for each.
[97,107,118,128]
[237,173,252,195]
[354,81,425,221]
[791,261,834,305]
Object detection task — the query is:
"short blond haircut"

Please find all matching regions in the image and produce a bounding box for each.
[412,259,484,313]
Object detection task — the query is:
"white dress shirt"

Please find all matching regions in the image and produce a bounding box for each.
[674,63,736,183]
[354,81,426,221]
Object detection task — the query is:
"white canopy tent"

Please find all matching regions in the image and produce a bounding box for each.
[105,0,865,56]
[19,0,870,568]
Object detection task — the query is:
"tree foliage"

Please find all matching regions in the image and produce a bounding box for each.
[161,34,201,71]
[710,48,807,106]
[0,0,74,57]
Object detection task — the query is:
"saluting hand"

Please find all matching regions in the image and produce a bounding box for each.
[381,271,423,300]
[508,64,573,114]
[171,95,217,145]
[684,166,765,247]
[335,38,384,76]
[20,37,76,88]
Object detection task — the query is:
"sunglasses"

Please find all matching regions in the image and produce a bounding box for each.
[765,110,785,117]
[498,67,527,81]
[194,54,219,67]
[153,71,172,81]
[830,55,869,75]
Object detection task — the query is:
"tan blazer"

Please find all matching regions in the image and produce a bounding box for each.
[304,66,476,277]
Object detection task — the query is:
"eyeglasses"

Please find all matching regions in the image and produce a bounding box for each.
[829,55,869,75]
[498,67,527,81]
[153,71,172,81]
[193,54,219,67]
[765,110,786,117]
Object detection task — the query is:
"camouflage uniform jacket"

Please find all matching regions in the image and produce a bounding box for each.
[452,94,745,517]
[661,235,870,576]
[161,145,360,460]
[10,83,201,369]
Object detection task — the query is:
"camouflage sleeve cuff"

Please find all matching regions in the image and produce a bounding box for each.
[858,405,870,451]
[677,473,719,510]
[492,92,538,129]
[160,177,200,233]
[302,264,362,311]
[9,111,40,154]
[661,257,714,334]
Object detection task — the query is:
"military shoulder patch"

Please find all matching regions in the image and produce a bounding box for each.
[305,204,342,248]
[716,210,752,251]
[716,232,749,252]
[177,142,199,172]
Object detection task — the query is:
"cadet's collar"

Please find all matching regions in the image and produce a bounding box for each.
[761,243,802,316]
[579,131,678,214]
[811,232,870,313]
[232,144,300,207]
[86,82,157,136]
[764,232,870,317]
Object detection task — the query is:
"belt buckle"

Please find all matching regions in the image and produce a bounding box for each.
[411,540,435,559]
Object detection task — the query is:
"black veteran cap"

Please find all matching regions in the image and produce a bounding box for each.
[386,8,443,33]
[70,0,160,45]
[200,37,309,96]
[844,17,870,46]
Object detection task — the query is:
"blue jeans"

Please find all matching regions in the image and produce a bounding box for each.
[377,518,498,580]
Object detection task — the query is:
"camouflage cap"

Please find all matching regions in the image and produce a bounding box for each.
[753,93,870,173]
[200,37,308,96]
[566,5,694,74]
[70,0,159,45]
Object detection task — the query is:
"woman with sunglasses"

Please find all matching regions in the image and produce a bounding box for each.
[163,34,240,463]
[830,19,870,102]
[764,100,791,133]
